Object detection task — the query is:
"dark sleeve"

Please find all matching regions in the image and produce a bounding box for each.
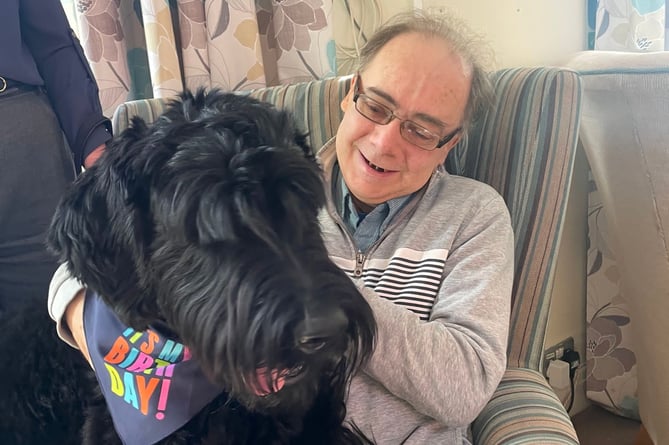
[20,0,112,168]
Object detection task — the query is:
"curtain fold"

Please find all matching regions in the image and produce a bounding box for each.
[61,0,336,117]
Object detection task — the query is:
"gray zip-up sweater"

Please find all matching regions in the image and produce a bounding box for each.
[317,140,514,444]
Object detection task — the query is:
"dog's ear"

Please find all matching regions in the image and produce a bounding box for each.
[258,113,326,244]
[260,139,326,238]
[47,118,159,329]
[196,128,326,249]
[153,95,327,250]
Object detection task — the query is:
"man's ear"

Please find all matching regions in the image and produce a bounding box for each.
[448,132,463,150]
[340,76,356,112]
[438,132,464,164]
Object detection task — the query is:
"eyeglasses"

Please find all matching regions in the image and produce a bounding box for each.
[352,74,461,151]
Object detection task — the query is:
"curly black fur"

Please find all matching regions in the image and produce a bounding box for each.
[0,90,375,445]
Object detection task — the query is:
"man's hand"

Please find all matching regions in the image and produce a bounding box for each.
[65,289,92,365]
[83,143,105,169]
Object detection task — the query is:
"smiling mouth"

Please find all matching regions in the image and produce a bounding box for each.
[361,153,387,173]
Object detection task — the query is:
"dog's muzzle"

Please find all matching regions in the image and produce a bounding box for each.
[247,306,349,397]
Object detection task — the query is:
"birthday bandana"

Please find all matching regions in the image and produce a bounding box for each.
[84,290,222,445]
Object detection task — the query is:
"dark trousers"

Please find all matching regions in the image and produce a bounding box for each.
[0,88,76,315]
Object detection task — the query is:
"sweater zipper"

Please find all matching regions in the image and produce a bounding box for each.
[354,251,365,277]
[325,197,367,278]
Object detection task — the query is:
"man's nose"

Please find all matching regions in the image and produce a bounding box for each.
[368,118,403,153]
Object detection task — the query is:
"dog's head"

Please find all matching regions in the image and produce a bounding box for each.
[48,89,375,413]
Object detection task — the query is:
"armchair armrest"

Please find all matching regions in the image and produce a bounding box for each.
[472,368,579,444]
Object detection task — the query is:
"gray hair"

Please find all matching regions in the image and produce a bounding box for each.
[356,11,494,133]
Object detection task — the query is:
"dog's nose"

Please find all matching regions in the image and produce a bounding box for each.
[295,307,348,354]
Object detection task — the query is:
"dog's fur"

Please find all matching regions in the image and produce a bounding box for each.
[0,90,376,444]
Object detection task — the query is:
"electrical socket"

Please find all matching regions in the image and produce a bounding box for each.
[543,336,574,376]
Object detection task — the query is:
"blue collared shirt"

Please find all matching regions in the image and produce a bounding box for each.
[332,163,412,252]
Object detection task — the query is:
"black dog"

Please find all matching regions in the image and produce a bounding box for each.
[0,90,375,445]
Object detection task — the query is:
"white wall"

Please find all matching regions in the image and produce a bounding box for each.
[546,147,589,415]
[418,0,587,67]
[335,0,590,415]
[335,0,587,70]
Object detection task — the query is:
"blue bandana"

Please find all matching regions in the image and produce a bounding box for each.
[83,290,222,445]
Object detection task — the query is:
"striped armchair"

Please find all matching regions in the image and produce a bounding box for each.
[112,67,582,444]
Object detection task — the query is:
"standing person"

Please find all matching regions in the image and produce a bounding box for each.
[49,11,513,444]
[0,0,111,316]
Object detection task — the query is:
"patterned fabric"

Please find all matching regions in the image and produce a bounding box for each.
[84,291,221,444]
[112,75,352,153]
[472,368,580,445]
[112,97,172,135]
[61,0,336,119]
[246,75,350,150]
[582,0,666,424]
[568,51,669,444]
[586,176,639,420]
[332,248,449,322]
[111,67,582,444]
[463,67,582,445]
[334,166,414,253]
[456,68,582,373]
[588,0,667,51]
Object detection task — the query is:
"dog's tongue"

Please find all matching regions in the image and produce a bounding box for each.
[252,367,286,395]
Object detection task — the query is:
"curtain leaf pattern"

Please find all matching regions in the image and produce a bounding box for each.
[589,0,667,50]
[61,0,335,118]
[586,179,640,419]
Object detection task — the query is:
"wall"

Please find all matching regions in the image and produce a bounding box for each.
[334,0,587,69]
[547,146,589,415]
[334,0,590,415]
[417,0,587,68]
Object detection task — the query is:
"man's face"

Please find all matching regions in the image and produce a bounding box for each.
[336,32,472,207]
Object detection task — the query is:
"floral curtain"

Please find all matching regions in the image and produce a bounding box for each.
[583,0,667,421]
[588,0,667,50]
[61,0,336,118]
[585,177,639,419]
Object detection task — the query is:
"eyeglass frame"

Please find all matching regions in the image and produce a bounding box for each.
[351,73,461,151]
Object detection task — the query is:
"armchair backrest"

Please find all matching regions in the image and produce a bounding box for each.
[112,78,352,156]
[112,68,582,373]
[462,68,582,370]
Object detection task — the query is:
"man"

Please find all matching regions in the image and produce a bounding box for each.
[50,11,513,444]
